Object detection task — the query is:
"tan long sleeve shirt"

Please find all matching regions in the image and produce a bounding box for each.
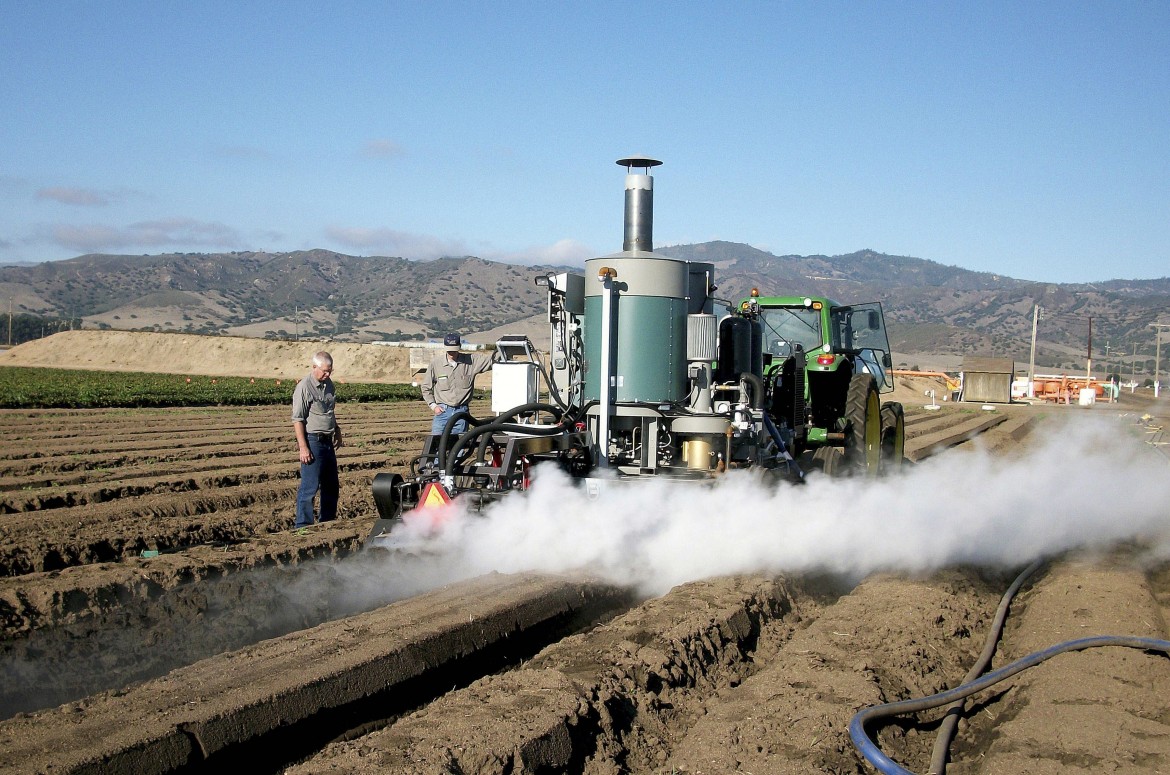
[420,351,497,408]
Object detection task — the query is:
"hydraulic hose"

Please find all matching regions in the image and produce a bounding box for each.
[761,412,804,482]
[468,419,574,467]
[927,559,1042,774]
[534,356,571,412]
[849,634,1170,775]
[739,372,765,410]
[434,409,490,473]
[442,403,565,473]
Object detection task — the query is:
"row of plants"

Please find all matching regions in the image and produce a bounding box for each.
[0,367,421,409]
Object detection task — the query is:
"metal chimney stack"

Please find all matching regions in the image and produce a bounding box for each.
[617,156,661,252]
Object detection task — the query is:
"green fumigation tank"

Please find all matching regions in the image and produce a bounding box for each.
[582,158,714,404]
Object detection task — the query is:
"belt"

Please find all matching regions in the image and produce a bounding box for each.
[311,432,334,444]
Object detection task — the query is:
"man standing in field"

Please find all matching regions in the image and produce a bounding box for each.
[421,333,498,435]
[291,351,342,528]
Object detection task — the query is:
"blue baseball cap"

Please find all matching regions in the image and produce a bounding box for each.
[443,333,461,352]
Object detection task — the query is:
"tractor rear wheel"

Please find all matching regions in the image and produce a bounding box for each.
[880,401,905,472]
[845,373,881,476]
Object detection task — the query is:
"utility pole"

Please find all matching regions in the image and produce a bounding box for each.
[1027,305,1041,398]
[1153,323,1170,399]
[295,305,299,342]
[1104,341,1113,402]
[1085,315,1092,381]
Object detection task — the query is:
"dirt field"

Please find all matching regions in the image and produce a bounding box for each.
[1,333,1169,774]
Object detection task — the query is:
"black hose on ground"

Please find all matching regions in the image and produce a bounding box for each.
[849,634,1170,775]
[849,557,1170,775]
[926,558,1043,774]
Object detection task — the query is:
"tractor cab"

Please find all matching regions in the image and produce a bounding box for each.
[737,292,903,477]
[743,294,893,387]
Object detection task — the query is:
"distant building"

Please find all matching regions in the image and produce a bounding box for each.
[960,357,1015,403]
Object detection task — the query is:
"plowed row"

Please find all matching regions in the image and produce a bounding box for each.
[1,397,1169,774]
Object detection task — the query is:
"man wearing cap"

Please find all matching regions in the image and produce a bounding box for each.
[291,351,342,528]
[421,333,498,435]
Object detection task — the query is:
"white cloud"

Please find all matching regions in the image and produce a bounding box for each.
[326,225,592,267]
[45,218,242,252]
[0,175,30,193]
[36,187,111,206]
[325,225,468,259]
[361,138,406,159]
[211,144,272,161]
[487,238,592,267]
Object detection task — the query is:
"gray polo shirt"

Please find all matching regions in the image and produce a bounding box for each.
[291,372,336,434]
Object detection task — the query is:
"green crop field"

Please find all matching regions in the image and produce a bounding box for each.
[0,366,423,409]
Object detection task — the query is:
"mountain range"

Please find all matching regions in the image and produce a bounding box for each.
[1,243,1167,372]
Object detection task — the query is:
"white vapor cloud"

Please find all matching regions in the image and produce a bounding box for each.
[45,218,242,252]
[370,415,1170,597]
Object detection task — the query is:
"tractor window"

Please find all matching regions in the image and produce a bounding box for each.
[831,303,894,391]
[830,303,890,353]
[759,307,824,356]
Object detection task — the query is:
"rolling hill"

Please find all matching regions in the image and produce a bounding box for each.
[1,244,1167,373]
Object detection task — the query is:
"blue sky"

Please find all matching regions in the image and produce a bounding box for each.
[1,1,1167,283]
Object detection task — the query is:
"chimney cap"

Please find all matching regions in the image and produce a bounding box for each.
[616,156,662,171]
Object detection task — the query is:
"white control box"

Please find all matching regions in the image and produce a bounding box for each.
[491,362,539,413]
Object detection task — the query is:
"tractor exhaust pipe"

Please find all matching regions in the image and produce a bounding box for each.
[617,156,661,252]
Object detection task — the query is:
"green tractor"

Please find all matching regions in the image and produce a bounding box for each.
[736,291,905,476]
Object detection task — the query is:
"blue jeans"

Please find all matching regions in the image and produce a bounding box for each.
[296,436,338,527]
[431,404,470,435]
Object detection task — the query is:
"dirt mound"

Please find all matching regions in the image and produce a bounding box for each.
[1,330,417,383]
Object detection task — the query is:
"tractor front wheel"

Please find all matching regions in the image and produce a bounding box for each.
[812,445,844,475]
[845,373,881,476]
[880,401,905,472]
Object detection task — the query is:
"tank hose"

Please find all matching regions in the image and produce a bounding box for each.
[850,633,1170,775]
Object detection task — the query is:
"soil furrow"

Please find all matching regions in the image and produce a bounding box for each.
[0,385,1165,773]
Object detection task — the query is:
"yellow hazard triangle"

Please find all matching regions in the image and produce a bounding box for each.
[419,482,453,508]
